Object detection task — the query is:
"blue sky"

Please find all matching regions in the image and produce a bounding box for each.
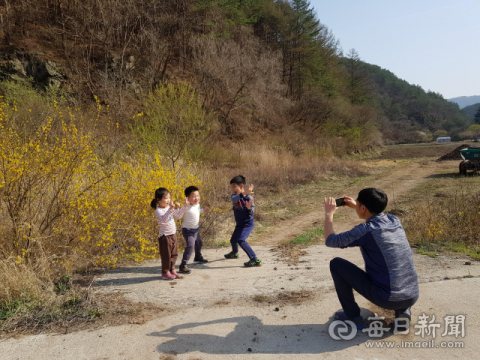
[309,0,479,99]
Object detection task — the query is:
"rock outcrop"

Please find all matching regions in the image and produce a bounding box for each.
[0,52,67,88]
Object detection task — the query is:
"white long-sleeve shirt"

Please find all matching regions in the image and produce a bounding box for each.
[179,204,204,229]
[155,206,187,236]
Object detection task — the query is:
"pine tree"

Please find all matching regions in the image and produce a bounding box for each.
[344,49,370,104]
[474,106,480,124]
[280,0,322,98]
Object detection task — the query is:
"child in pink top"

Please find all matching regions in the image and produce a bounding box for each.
[150,187,188,280]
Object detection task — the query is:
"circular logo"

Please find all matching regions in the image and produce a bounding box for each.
[328,320,358,341]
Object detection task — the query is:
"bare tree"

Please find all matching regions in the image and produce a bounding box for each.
[189,28,285,136]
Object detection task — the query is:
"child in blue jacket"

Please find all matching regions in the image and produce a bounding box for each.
[224,175,262,267]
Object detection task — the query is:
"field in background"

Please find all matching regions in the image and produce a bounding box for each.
[275,141,480,259]
[375,141,477,160]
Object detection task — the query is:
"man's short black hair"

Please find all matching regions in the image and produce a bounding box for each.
[230,175,246,185]
[185,186,199,197]
[357,188,388,215]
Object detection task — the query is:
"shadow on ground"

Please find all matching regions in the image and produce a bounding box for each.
[148,311,393,355]
[92,260,243,287]
[426,172,479,179]
[93,276,164,287]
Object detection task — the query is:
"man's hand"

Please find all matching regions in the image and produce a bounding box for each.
[246,198,254,210]
[203,207,209,212]
[245,184,254,195]
[343,196,357,209]
[174,202,181,209]
[324,197,337,218]
[324,197,337,240]
[185,197,190,206]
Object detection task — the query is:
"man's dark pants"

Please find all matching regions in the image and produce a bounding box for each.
[330,257,418,319]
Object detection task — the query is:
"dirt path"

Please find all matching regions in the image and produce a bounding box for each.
[254,159,447,246]
[2,159,479,360]
[2,245,478,359]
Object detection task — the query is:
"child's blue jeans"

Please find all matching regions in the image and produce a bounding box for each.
[230,222,256,259]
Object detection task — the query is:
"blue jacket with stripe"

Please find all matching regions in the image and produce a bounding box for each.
[231,193,254,226]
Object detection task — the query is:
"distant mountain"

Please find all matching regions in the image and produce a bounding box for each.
[462,102,480,119]
[448,96,480,109]
[362,63,472,143]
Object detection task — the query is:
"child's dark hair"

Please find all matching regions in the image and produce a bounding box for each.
[230,175,246,185]
[357,188,388,215]
[150,187,170,209]
[185,186,199,197]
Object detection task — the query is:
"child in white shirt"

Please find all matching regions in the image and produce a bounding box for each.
[178,186,209,274]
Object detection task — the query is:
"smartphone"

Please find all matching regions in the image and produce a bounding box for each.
[335,197,345,207]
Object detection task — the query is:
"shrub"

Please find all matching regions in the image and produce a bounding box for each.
[403,191,480,249]
[0,96,205,302]
[131,82,215,169]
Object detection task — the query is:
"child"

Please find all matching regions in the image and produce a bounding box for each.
[150,187,188,280]
[224,175,262,267]
[177,186,209,274]
[324,188,419,330]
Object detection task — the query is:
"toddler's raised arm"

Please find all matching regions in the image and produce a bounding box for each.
[155,206,174,221]
[173,198,189,219]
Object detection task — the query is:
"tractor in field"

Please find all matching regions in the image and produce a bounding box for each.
[459,147,480,175]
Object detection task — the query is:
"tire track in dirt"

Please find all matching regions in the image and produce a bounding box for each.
[253,160,448,246]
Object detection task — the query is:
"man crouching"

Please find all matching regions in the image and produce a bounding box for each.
[324,188,419,330]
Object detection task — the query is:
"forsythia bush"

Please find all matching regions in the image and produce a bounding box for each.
[0,97,204,277]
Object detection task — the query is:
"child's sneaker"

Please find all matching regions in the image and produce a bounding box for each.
[224,251,239,259]
[171,270,183,279]
[244,258,262,267]
[334,310,365,330]
[161,272,176,280]
[194,256,209,263]
[179,265,192,274]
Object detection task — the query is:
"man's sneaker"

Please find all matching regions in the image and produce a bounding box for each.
[194,256,209,263]
[334,310,365,330]
[161,272,176,280]
[244,258,262,267]
[224,251,239,259]
[396,307,411,321]
[179,265,191,274]
[395,308,411,333]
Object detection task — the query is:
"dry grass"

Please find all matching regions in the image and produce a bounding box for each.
[270,244,309,265]
[0,280,166,338]
[206,142,368,192]
[252,290,314,306]
[0,259,51,306]
[198,142,370,245]
[374,141,478,161]
[397,173,480,258]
